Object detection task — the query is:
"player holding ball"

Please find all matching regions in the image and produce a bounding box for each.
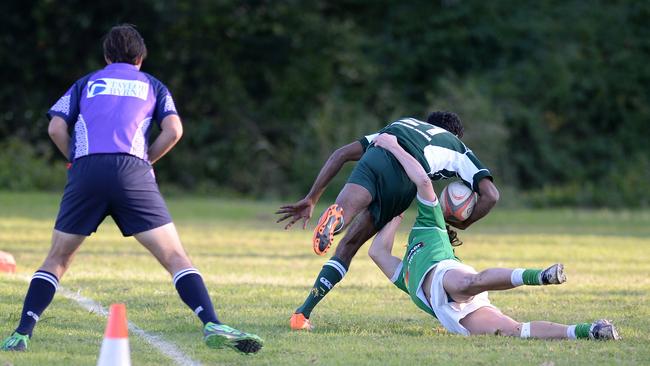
[368,133,619,340]
[278,113,499,330]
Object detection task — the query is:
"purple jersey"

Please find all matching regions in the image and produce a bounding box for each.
[47,63,179,162]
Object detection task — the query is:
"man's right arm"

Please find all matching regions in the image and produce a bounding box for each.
[305,141,364,204]
[48,116,70,161]
[448,178,499,230]
[276,141,364,229]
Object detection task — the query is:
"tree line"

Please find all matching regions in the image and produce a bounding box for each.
[1,0,648,207]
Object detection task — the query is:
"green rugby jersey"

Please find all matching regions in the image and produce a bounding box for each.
[359,117,492,192]
[391,194,458,317]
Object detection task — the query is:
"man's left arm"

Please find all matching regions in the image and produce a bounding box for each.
[148,114,183,164]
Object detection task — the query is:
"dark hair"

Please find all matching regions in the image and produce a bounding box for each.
[102,24,147,65]
[426,111,464,138]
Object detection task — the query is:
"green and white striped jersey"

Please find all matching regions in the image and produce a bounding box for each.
[391,194,458,317]
[359,117,492,192]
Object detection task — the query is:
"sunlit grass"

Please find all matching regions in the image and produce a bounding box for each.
[1,192,649,365]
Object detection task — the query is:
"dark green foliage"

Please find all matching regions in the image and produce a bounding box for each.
[1,1,648,206]
[0,138,66,191]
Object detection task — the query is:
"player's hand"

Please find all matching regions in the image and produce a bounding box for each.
[372,133,398,149]
[275,198,315,230]
[446,217,470,230]
[446,224,463,247]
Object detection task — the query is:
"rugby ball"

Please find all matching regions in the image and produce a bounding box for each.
[440,181,477,222]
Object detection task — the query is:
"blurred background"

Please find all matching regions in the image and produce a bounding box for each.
[1,0,648,207]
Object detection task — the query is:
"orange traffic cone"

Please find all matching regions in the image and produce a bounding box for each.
[0,251,16,273]
[97,304,131,366]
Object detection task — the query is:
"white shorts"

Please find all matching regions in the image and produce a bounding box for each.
[428,259,496,336]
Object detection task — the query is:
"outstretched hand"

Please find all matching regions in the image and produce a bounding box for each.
[276,198,315,230]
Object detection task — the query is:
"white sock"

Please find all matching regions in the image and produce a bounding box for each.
[511,269,525,286]
[520,322,531,339]
[566,325,577,339]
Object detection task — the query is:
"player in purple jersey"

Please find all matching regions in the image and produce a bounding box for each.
[1,24,263,354]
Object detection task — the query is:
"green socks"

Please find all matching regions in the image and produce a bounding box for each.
[522,269,543,285]
[296,256,348,318]
[511,268,543,286]
[575,323,591,339]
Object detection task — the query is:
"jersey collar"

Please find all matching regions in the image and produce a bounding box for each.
[104,63,139,71]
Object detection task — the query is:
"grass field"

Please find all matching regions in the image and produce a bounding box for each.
[1,192,649,365]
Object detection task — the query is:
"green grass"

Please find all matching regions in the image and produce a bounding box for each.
[1,192,649,365]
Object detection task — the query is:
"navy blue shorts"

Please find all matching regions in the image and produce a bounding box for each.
[55,154,173,237]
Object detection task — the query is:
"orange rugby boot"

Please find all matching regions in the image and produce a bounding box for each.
[312,204,344,256]
[290,313,314,331]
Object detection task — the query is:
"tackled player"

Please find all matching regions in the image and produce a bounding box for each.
[277,113,499,330]
[367,133,619,341]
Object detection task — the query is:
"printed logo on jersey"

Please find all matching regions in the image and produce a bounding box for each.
[406,241,425,265]
[429,169,457,181]
[404,242,425,288]
[86,78,149,100]
[87,80,107,97]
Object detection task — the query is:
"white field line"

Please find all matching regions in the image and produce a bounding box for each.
[19,276,202,366]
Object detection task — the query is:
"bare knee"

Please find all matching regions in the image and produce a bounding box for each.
[41,251,75,277]
[161,251,193,275]
[500,322,523,337]
[42,253,72,267]
[457,274,480,293]
[465,320,521,337]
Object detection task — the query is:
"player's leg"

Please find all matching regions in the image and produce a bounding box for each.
[461,307,574,339]
[460,307,620,340]
[114,156,261,353]
[335,183,373,230]
[313,183,372,256]
[460,307,568,338]
[110,156,220,325]
[2,230,86,351]
[314,146,413,262]
[292,210,378,330]
[2,158,107,351]
[295,147,413,329]
[333,209,378,264]
[134,224,221,326]
[443,263,566,302]
[134,223,263,353]
[313,147,386,256]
